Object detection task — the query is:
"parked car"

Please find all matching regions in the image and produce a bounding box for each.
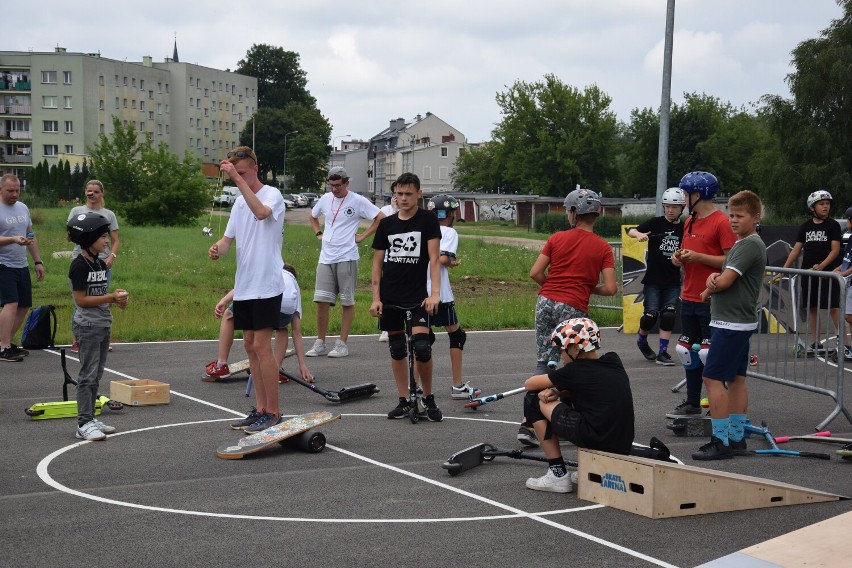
[301,192,320,207]
[213,186,239,207]
[281,193,297,209]
[293,194,308,207]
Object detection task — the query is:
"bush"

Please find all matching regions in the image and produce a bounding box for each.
[535,212,570,233]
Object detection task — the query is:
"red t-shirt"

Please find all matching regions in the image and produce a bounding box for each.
[680,210,737,302]
[539,229,615,313]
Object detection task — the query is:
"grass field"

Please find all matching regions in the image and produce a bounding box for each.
[23,207,622,345]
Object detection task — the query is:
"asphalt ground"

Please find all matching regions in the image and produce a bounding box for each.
[2,328,851,568]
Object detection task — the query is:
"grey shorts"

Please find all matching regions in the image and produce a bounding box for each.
[313,260,358,306]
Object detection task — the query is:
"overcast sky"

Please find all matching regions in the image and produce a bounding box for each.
[6,1,844,143]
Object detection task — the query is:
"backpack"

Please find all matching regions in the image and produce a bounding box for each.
[21,305,57,350]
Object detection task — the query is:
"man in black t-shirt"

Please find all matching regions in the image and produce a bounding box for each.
[523,318,635,493]
[371,172,443,421]
[627,187,684,365]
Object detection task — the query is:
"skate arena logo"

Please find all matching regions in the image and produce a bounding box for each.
[600,472,627,492]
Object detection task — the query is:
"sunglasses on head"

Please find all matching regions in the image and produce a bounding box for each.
[227,150,256,162]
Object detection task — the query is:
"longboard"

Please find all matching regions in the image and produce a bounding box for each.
[216,411,341,459]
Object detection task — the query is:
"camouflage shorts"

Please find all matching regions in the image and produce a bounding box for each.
[535,296,587,367]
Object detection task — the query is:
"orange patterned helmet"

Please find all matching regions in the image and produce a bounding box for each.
[551,318,601,353]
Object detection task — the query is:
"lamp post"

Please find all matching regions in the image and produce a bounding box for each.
[283,130,299,180]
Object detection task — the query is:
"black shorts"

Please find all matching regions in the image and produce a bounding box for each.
[379,304,431,333]
[232,294,283,331]
[801,275,840,310]
[430,302,458,328]
[550,403,582,446]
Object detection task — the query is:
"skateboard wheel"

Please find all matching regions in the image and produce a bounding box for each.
[286,431,326,453]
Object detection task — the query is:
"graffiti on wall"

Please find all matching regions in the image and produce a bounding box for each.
[479,201,515,221]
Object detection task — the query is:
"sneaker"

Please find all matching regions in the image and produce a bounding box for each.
[655,351,675,366]
[230,407,262,430]
[278,369,289,383]
[379,331,389,342]
[327,339,349,358]
[71,339,79,353]
[204,360,231,380]
[638,340,657,361]
[451,382,481,400]
[806,342,826,356]
[525,470,574,493]
[76,420,106,441]
[844,346,852,362]
[244,413,282,434]
[306,339,327,357]
[0,347,24,362]
[422,394,443,422]
[692,436,734,461]
[570,470,579,486]
[387,397,412,419]
[729,438,749,456]
[93,419,116,434]
[666,399,701,418]
[10,344,28,357]
[517,425,540,447]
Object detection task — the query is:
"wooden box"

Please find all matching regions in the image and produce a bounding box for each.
[110,379,170,406]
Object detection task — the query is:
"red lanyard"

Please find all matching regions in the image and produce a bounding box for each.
[331,194,347,225]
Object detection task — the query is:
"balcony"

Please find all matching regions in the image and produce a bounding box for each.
[0,154,33,164]
[0,104,32,115]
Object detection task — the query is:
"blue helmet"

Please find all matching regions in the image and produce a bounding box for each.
[679,171,719,201]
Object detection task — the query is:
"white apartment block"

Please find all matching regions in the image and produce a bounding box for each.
[0,46,257,181]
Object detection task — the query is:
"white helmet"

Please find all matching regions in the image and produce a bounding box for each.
[661,187,686,206]
[806,190,832,210]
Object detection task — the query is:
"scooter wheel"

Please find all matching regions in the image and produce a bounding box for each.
[24,408,44,417]
[107,400,124,410]
[410,409,419,424]
[443,462,462,476]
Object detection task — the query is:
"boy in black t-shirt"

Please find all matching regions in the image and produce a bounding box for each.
[370,172,443,421]
[781,190,842,355]
[523,318,635,493]
[627,188,685,365]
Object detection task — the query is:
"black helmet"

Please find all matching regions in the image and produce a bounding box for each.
[427,194,460,219]
[67,212,111,249]
[845,206,852,221]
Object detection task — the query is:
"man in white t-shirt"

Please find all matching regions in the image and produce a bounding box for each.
[208,146,286,433]
[307,166,384,358]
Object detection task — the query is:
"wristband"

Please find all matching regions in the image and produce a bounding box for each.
[34,261,43,265]
[316,231,323,237]
[111,252,117,258]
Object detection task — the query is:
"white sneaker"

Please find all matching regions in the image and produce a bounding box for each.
[525,470,574,493]
[570,470,579,486]
[378,331,389,342]
[93,419,116,434]
[305,339,326,357]
[451,382,480,400]
[76,420,107,441]
[327,339,349,358]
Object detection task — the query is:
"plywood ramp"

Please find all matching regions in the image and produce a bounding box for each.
[577,449,844,519]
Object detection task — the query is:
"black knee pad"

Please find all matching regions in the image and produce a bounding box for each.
[388,333,407,360]
[639,310,658,332]
[429,328,436,345]
[659,305,677,332]
[448,327,466,350]
[412,333,432,362]
[523,391,546,423]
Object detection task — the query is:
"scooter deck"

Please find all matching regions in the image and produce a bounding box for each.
[26,395,111,420]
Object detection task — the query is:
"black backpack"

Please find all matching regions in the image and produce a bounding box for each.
[21,305,58,350]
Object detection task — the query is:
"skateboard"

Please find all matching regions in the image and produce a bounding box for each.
[283,371,379,403]
[202,349,295,381]
[25,349,123,420]
[216,411,341,460]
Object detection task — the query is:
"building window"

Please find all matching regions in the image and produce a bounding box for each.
[132,77,136,87]
[165,124,169,134]
[140,79,144,90]
[157,124,162,135]
[64,96,72,109]
[115,97,120,109]
[422,166,432,180]
[123,98,127,108]
[139,122,145,132]
[41,71,57,84]
[123,76,127,86]
[165,104,169,113]
[189,97,193,106]
[64,121,73,133]
[131,99,136,109]
[65,145,74,154]
[157,103,162,114]
[148,90,153,99]
[43,145,58,156]
[99,99,104,110]
[140,101,146,111]
[189,118,194,128]
[99,75,104,86]
[42,96,57,108]
[441,147,448,158]
[63,71,72,84]
[439,166,449,179]
[115,74,119,86]
[100,123,105,133]
[43,120,59,132]
[196,78,200,88]
[148,111,154,120]
[165,83,169,93]
[157,82,162,93]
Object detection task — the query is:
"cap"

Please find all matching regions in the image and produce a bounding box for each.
[328,166,349,180]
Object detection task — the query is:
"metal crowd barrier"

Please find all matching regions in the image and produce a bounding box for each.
[590,241,623,312]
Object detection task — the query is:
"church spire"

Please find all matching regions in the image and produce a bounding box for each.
[172,35,179,63]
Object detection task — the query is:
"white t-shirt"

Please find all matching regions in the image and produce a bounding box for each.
[426,225,458,303]
[280,269,302,317]
[224,185,285,301]
[312,190,380,264]
[379,204,396,217]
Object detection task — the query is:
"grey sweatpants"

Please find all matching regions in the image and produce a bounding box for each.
[73,324,111,426]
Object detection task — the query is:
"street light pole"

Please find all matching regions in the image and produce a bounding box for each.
[283,130,299,181]
[332,134,351,151]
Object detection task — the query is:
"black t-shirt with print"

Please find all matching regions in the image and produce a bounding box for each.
[635,216,683,285]
[547,351,635,454]
[372,208,441,306]
[796,218,842,270]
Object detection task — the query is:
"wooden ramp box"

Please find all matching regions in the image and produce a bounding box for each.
[577,449,843,519]
[110,379,170,406]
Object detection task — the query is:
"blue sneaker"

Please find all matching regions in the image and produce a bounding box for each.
[230,407,262,431]
[243,413,282,434]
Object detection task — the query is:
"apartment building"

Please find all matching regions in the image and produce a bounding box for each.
[0,46,257,180]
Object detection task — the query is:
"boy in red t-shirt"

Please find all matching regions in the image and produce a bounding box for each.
[669,172,736,418]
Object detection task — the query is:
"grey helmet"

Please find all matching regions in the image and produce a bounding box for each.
[563,187,602,217]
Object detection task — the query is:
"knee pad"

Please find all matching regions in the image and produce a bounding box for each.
[698,339,710,366]
[675,336,700,370]
[429,328,436,345]
[523,391,546,424]
[639,310,659,332]
[659,305,677,332]
[412,333,432,362]
[448,327,467,350]
[388,333,407,360]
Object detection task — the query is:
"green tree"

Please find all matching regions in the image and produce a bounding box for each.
[760,0,852,217]
[452,142,512,193]
[89,116,144,205]
[286,134,330,191]
[236,44,316,109]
